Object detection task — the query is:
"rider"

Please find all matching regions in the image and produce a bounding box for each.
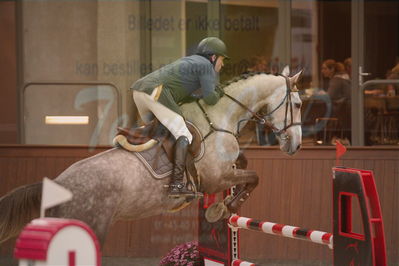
[130,37,229,197]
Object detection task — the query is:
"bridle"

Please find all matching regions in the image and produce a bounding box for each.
[196,74,301,142]
[260,75,302,139]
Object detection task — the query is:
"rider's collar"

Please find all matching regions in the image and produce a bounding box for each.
[196,53,217,67]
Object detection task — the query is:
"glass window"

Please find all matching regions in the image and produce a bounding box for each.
[361,1,399,145]
[186,0,208,55]
[363,81,399,145]
[24,83,121,146]
[2,0,399,146]
[220,0,280,81]
[220,0,284,146]
[292,0,352,146]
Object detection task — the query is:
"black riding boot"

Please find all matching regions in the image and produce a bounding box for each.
[169,136,195,198]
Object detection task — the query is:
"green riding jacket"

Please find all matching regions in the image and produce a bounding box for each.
[130,55,221,115]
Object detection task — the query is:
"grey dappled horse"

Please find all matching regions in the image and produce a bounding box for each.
[0,68,302,246]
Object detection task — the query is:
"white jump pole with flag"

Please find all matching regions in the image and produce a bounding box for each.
[40,177,73,218]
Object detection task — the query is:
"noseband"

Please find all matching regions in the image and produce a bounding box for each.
[196,74,301,141]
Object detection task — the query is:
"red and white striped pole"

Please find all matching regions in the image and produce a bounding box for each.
[229,215,333,249]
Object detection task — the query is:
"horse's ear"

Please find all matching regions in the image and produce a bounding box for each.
[289,70,303,92]
[292,69,303,83]
[281,65,290,77]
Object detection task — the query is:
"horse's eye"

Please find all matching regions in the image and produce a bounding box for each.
[295,103,302,109]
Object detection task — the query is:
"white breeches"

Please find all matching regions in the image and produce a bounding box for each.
[133,90,193,144]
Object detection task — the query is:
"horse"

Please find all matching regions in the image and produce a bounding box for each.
[0,67,303,246]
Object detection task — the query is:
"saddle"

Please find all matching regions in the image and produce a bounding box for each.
[114,119,204,183]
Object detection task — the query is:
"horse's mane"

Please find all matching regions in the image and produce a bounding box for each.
[221,71,278,89]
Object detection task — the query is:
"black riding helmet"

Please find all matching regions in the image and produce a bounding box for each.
[196,37,230,59]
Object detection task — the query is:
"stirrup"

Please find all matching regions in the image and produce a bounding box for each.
[168,183,196,198]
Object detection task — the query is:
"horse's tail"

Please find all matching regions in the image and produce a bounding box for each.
[0,182,42,243]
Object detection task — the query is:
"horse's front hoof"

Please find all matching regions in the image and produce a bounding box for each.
[205,202,230,223]
[223,195,239,214]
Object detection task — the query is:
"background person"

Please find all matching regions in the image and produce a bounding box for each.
[344,57,352,78]
[321,59,351,108]
[246,55,269,73]
[386,63,399,96]
[320,59,351,142]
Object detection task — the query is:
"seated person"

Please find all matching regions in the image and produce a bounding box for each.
[364,63,399,96]
[321,59,351,141]
[386,63,399,96]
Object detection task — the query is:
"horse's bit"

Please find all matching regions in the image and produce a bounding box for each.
[196,74,301,142]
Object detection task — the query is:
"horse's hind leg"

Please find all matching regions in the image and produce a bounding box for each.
[224,169,259,213]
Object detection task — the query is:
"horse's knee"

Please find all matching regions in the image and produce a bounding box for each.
[246,174,258,191]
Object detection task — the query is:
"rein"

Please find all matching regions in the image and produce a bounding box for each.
[196,100,237,140]
[196,74,301,142]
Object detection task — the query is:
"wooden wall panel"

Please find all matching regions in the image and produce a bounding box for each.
[0,145,398,265]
